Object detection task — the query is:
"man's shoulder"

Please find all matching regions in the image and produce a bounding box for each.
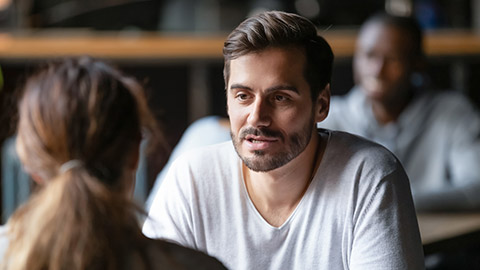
[423,90,476,111]
[322,88,367,130]
[177,141,235,162]
[322,130,408,193]
[414,90,480,125]
[329,87,363,108]
[325,129,400,169]
[170,141,238,175]
[326,129,392,152]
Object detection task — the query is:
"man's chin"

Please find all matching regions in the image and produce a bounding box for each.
[243,161,279,172]
[362,87,387,101]
[241,153,284,172]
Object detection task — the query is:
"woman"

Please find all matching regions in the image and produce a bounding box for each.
[0,57,225,269]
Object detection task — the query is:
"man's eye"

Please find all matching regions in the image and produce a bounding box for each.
[274,95,288,102]
[236,94,249,100]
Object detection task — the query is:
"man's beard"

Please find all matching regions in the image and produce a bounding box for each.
[231,115,315,172]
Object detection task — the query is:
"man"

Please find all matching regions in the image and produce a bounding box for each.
[144,11,424,269]
[319,13,480,211]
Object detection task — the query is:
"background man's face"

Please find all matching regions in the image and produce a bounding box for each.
[226,47,318,172]
[353,23,415,104]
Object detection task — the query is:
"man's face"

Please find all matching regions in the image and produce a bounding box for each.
[353,23,415,103]
[227,47,322,172]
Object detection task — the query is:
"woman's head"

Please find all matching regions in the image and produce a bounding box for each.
[5,57,160,269]
[16,57,153,190]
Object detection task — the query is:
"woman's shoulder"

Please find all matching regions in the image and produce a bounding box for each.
[145,238,227,269]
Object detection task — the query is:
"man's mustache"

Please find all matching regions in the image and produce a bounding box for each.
[239,127,284,140]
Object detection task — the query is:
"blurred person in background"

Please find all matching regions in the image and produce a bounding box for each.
[319,12,480,212]
[0,57,225,269]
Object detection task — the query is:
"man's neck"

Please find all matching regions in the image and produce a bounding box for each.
[243,132,326,227]
[371,88,414,125]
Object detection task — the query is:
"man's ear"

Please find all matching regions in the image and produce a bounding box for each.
[315,84,330,123]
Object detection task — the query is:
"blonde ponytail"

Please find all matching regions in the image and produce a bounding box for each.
[2,167,127,269]
[4,167,147,270]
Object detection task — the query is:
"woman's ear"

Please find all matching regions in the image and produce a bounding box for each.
[315,84,330,123]
[128,140,141,171]
[123,139,141,197]
[31,173,45,185]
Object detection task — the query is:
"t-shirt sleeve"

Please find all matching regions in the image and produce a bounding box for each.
[142,156,197,250]
[349,167,425,270]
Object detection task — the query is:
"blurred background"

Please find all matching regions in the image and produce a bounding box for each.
[0,0,480,210]
[0,0,475,31]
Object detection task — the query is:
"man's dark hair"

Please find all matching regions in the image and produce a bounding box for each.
[223,11,334,100]
[362,12,424,59]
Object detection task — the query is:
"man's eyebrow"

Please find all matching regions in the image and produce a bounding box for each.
[266,85,299,94]
[229,84,252,91]
[229,84,299,94]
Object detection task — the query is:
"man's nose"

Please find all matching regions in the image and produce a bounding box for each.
[370,57,387,77]
[247,98,271,127]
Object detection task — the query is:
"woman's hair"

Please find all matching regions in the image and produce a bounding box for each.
[223,11,334,100]
[3,57,161,270]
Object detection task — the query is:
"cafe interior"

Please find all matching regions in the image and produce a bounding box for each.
[0,0,480,268]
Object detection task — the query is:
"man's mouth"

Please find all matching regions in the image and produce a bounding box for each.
[242,134,279,151]
[245,135,278,143]
[363,77,384,93]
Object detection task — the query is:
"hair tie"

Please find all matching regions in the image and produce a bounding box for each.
[59,160,83,174]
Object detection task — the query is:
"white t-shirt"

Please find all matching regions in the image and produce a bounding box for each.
[146,116,231,210]
[144,130,424,270]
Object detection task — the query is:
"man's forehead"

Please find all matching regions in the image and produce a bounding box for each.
[230,47,306,69]
[228,48,307,82]
[358,23,415,56]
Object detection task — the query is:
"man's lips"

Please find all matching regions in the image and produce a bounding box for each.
[364,77,381,90]
[243,134,278,151]
[238,127,283,151]
[244,134,278,143]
